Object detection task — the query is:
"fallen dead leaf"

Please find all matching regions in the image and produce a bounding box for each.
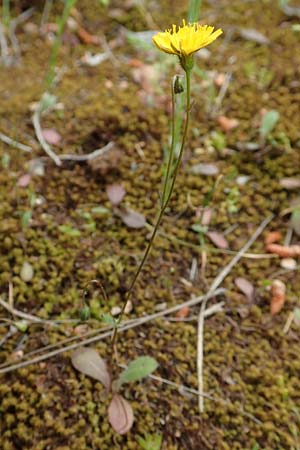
[176,305,190,318]
[42,128,62,145]
[207,231,229,249]
[234,277,255,302]
[270,279,286,315]
[17,174,31,187]
[118,208,146,229]
[266,243,300,258]
[264,231,282,246]
[76,26,100,45]
[217,115,239,132]
[106,184,126,206]
[108,394,134,435]
[71,347,111,389]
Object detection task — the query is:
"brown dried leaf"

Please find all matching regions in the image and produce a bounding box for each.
[265,231,282,246]
[76,26,100,45]
[176,306,189,319]
[119,208,146,229]
[234,277,255,302]
[71,347,111,389]
[207,231,229,249]
[266,243,300,258]
[217,115,239,132]
[270,280,286,315]
[106,184,126,206]
[108,394,134,435]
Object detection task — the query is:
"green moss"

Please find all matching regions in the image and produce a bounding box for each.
[1,0,300,448]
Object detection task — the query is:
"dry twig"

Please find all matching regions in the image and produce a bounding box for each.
[0,131,32,152]
[0,288,225,374]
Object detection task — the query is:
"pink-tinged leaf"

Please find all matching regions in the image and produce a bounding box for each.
[71,347,111,389]
[196,207,212,226]
[42,128,62,145]
[207,231,229,249]
[119,208,146,229]
[108,394,134,435]
[17,174,31,187]
[106,184,126,206]
[234,277,255,302]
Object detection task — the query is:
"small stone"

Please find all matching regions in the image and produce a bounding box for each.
[280,258,297,270]
[28,159,45,177]
[111,306,121,316]
[236,175,251,185]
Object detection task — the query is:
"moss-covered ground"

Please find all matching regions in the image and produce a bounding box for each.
[1,0,300,448]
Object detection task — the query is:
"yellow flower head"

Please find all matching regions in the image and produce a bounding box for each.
[152,20,222,61]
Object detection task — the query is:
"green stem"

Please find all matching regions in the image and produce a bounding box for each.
[45,0,77,91]
[161,76,177,207]
[188,0,202,22]
[3,0,10,27]
[112,69,192,347]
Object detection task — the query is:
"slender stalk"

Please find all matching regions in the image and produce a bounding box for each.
[112,70,192,346]
[45,0,77,91]
[2,0,10,28]
[161,76,177,207]
[41,0,53,30]
[188,0,202,22]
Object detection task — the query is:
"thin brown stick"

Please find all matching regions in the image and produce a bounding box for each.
[0,288,225,374]
[0,131,32,152]
[0,297,48,324]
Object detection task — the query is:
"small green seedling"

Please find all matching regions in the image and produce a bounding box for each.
[72,348,158,434]
[290,207,300,236]
[137,432,163,450]
[251,444,260,450]
[58,225,81,237]
[1,153,10,169]
[259,110,280,146]
[211,130,227,151]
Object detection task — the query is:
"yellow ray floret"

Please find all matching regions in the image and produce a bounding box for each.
[152,20,223,57]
